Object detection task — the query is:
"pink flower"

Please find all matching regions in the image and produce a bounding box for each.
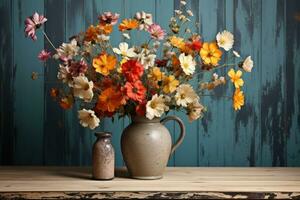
[38,50,51,61]
[69,59,88,76]
[99,12,119,25]
[148,24,166,40]
[24,12,47,40]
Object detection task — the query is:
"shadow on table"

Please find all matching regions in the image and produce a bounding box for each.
[54,167,129,180]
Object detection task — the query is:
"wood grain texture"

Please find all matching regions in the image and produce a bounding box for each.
[0,167,300,199]
[0,0,300,167]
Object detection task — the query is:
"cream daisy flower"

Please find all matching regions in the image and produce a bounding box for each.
[78,109,100,130]
[175,84,199,107]
[57,64,72,86]
[242,56,254,72]
[135,11,153,30]
[216,30,234,51]
[54,39,79,60]
[113,42,137,58]
[140,54,156,69]
[179,53,196,75]
[72,76,94,102]
[146,94,170,120]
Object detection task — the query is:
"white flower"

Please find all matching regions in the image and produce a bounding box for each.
[78,109,100,130]
[175,84,199,107]
[186,10,193,16]
[57,64,72,86]
[135,11,153,30]
[98,34,110,41]
[212,73,219,80]
[242,56,254,72]
[153,41,160,48]
[72,76,94,102]
[187,100,205,122]
[122,33,130,39]
[140,54,156,69]
[54,39,79,60]
[179,53,196,75]
[146,94,170,120]
[113,42,137,58]
[180,0,187,5]
[175,10,182,15]
[216,30,234,51]
[233,50,240,58]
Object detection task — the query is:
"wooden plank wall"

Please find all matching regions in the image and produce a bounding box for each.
[0,0,299,166]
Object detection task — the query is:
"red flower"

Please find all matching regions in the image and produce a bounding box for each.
[124,80,146,103]
[69,59,88,76]
[136,101,147,116]
[186,36,202,51]
[38,49,51,61]
[121,60,144,82]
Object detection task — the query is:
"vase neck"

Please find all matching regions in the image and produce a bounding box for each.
[131,116,160,123]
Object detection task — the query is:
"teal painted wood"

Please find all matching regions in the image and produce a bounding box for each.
[0,0,14,165]
[261,0,286,166]
[12,0,44,164]
[286,0,300,166]
[44,0,66,165]
[1,0,300,167]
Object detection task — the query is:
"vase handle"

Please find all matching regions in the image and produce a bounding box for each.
[160,115,186,157]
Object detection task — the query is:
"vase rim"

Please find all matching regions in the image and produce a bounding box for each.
[95,131,112,138]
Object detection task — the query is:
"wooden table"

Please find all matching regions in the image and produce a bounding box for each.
[0,167,300,199]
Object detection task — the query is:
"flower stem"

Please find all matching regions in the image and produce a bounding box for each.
[42,30,57,51]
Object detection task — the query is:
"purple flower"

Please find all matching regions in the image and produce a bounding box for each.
[69,60,88,76]
[99,12,119,25]
[38,49,51,61]
[24,12,47,40]
[148,24,166,40]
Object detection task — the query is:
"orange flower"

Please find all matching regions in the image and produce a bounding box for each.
[59,96,73,110]
[124,80,147,103]
[233,88,245,110]
[171,56,183,77]
[169,36,185,49]
[50,88,59,98]
[119,19,138,31]
[121,60,144,82]
[96,87,126,113]
[99,24,113,35]
[200,42,222,66]
[93,53,117,76]
[85,25,100,42]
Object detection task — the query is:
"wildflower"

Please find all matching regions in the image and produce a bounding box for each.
[216,30,234,51]
[179,53,196,75]
[135,11,153,30]
[96,86,125,113]
[241,56,254,72]
[93,53,117,76]
[24,12,47,40]
[148,24,166,40]
[59,95,73,110]
[200,42,222,66]
[50,88,59,98]
[175,84,199,107]
[228,68,244,88]
[233,88,244,110]
[38,50,51,62]
[186,10,193,16]
[169,36,185,49]
[72,76,94,102]
[233,50,240,58]
[54,39,79,61]
[57,64,72,86]
[146,94,170,120]
[122,33,130,39]
[187,101,205,122]
[119,19,139,31]
[162,75,179,93]
[124,80,147,102]
[98,34,110,41]
[78,109,100,129]
[121,60,144,82]
[139,53,156,69]
[84,25,101,42]
[99,12,119,25]
[69,59,88,76]
[113,42,137,58]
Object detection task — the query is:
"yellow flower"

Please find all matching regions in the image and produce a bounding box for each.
[200,42,222,66]
[162,75,179,93]
[148,67,165,88]
[93,53,117,76]
[228,68,244,88]
[233,88,244,110]
[169,36,185,49]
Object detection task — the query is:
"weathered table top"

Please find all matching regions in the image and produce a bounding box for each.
[0,167,299,199]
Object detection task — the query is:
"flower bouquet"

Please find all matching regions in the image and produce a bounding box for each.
[25,0,253,130]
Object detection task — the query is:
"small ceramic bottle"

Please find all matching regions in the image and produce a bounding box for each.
[92,132,115,180]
